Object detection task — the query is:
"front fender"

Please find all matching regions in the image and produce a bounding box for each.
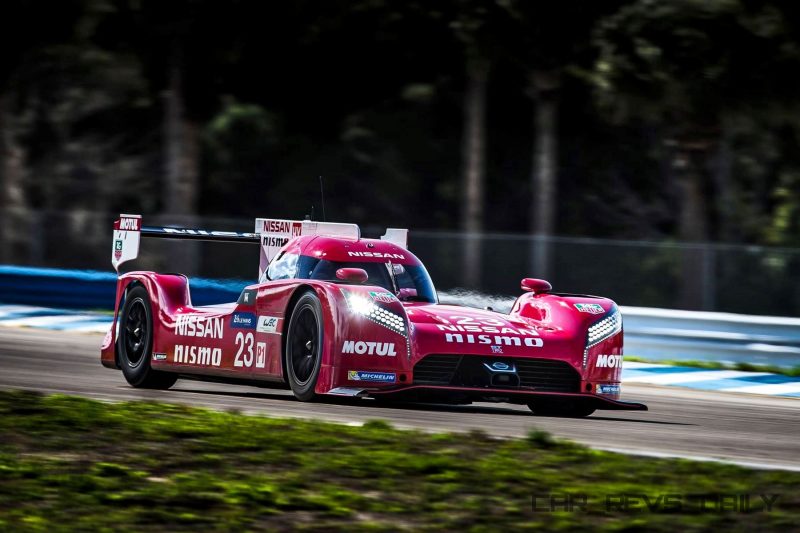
[312,283,412,394]
[509,292,624,391]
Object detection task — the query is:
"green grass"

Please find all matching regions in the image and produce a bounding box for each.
[1,390,798,531]
[624,356,800,377]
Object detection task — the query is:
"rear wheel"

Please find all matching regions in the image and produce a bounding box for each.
[528,400,595,418]
[118,286,177,389]
[285,292,324,401]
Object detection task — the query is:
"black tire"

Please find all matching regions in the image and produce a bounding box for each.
[285,292,324,401]
[118,286,177,389]
[527,400,595,418]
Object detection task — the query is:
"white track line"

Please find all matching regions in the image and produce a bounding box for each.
[623,370,772,385]
[721,383,800,395]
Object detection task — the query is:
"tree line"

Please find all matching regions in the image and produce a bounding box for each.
[1,0,799,248]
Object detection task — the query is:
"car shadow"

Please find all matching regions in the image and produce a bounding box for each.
[171,385,693,426]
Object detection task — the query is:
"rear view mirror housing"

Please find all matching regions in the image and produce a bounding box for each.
[336,268,369,284]
[521,278,552,294]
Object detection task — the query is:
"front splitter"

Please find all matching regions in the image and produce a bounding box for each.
[329,384,647,411]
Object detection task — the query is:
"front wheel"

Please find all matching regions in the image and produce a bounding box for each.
[285,292,324,401]
[118,286,177,389]
[528,400,595,418]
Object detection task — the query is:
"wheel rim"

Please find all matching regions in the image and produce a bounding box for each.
[289,304,319,385]
[124,298,148,367]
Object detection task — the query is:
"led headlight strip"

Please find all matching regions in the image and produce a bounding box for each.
[586,309,622,348]
[343,292,407,338]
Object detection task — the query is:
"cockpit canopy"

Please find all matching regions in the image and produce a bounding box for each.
[264,236,437,303]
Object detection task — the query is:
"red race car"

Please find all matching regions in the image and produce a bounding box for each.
[101,214,645,417]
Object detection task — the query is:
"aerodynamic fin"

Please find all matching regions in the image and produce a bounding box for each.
[111,213,406,280]
[254,218,360,280]
[111,214,142,272]
[381,228,408,249]
[110,214,259,273]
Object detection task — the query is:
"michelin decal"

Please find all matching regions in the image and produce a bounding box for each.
[347,370,397,383]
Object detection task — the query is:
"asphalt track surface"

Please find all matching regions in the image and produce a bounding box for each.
[2,327,799,471]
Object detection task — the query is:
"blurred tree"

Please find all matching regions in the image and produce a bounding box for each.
[447,0,514,285]
[594,0,800,307]
[203,98,278,210]
[115,0,250,217]
[0,0,118,260]
[226,0,462,225]
[5,0,800,265]
[500,0,626,277]
[595,0,800,241]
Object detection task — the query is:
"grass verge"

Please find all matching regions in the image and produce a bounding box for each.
[1,390,798,531]
[625,356,800,377]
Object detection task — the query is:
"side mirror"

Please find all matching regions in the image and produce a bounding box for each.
[336,268,368,284]
[521,278,552,294]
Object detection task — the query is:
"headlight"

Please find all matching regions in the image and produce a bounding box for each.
[586,309,622,348]
[345,294,407,337]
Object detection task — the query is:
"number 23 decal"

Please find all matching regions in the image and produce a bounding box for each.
[439,315,506,326]
[234,332,254,367]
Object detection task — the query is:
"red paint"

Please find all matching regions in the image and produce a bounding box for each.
[520,278,552,294]
[336,268,368,283]
[102,233,638,409]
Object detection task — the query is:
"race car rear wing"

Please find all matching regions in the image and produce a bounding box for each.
[111,214,408,279]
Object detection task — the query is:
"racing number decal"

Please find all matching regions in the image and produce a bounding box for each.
[234,332,255,367]
[441,315,506,327]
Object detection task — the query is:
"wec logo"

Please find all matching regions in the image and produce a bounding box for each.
[596,354,623,368]
[257,315,279,333]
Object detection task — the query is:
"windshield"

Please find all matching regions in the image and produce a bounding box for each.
[296,256,437,303]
